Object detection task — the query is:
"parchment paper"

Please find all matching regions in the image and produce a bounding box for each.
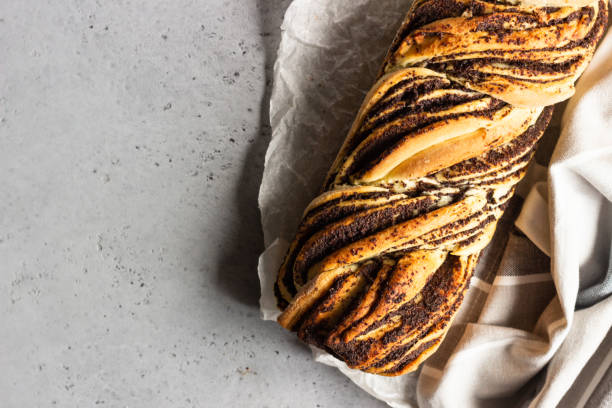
[256,1,612,407]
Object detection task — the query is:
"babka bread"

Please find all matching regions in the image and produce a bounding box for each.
[274,0,607,376]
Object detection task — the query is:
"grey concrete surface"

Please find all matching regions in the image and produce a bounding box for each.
[0,1,385,407]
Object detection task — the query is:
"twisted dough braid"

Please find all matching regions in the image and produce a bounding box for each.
[274,0,607,376]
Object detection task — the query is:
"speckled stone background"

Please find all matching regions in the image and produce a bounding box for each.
[0,1,385,407]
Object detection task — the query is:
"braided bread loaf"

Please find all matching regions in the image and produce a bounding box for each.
[274,0,607,376]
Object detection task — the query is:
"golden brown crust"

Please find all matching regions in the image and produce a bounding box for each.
[274,0,607,375]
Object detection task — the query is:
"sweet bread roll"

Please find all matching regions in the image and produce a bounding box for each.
[274,0,607,376]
